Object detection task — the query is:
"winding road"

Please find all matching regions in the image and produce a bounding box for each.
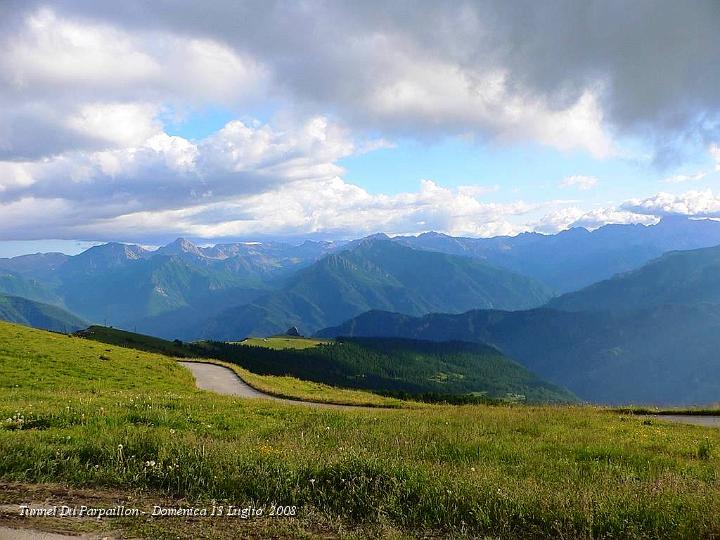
[178,361,356,409]
[179,362,720,424]
[650,414,720,428]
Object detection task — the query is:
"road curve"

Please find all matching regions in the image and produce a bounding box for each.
[652,415,720,428]
[178,361,357,409]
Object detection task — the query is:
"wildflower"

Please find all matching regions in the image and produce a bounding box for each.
[117,444,123,450]
[309,479,316,486]
[169,429,176,434]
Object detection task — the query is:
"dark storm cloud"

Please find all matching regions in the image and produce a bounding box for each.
[20,0,719,153]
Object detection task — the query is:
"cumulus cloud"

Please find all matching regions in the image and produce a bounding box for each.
[0,116,356,216]
[532,206,658,234]
[10,1,717,155]
[559,175,598,190]
[0,7,267,159]
[53,178,538,242]
[621,190,720,218]
[1,107,717,242]
[3,2,720,160]
[1,2,719,244]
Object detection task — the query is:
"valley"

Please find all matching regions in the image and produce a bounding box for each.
[3,217,720,406]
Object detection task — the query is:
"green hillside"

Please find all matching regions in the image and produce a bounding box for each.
[0,293,86,332]
[2,321,720,538]
[0,239,335,337]
[549,244,720,312]
[58,251,269,331]
[75,325,194,357]
[0,271,62,305]
[196,238,553,340]
[234,337,576,403]
[318,304,720,405]
[241,336,332,349]
[78,325,573,403]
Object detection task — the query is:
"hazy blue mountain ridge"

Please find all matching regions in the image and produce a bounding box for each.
[0,294,87,333]
[397,216,720,292]
[194,238,553,340]
[317,303,720,405]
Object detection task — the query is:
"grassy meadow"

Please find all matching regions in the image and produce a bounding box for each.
[240,336,333,350]
[79,327,574,403]
[2,321,720,538]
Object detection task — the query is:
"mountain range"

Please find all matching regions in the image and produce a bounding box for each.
[194,237,552,339]
[2,216,719,340]
[548,244,720,312]
[3,216,720,405]
[317,304,720,405]
[319,240,720,405]
[0,293,86,333]
[397,216,720,292]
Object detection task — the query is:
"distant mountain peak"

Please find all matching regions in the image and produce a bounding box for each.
[417,231,451,239]
[352,233,393,248]
[157,238,206,258]
[167,237,199,250]
[362,232,390,241]
[85,242,147,259]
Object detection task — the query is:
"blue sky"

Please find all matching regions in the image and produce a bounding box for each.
[0,2,719,257]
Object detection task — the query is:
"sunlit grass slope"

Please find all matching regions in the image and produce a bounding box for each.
[240,336,332,350]
[2,321,720,538]
[76,325,404,406]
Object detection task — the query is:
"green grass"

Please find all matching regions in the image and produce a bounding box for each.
[240,336,332,350]
[75,326,407,407]
[79,326,573,403]
[218,337,576,403]
[3,321,720,538]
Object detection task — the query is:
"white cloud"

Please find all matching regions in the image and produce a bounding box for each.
[663,171,708,184]
[67,102,162,149]
[559,175,599,190]
[365,58,613,157]
[0,7,267,159]
[1,4,719,244]
[0,115,365,231]
[74,178,533,241]
[0,5,618,161]
[621,190,720,218]
[533,206,658,234]
[2,106,715,243]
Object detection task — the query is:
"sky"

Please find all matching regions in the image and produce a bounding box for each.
[1,0,720,257]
